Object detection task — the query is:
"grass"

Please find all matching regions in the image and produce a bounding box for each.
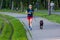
[0,9,26,14]
[0,17,12,40]
[55,10,60,12]
[0,9,22,13]
[0,23,12,40]
[5,15,27,40]
[34,12,60,23]
[0,18,3,29]
[0,14,27,40]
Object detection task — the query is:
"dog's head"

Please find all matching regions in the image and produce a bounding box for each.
[40,20,43,24]
[40,20,43,22]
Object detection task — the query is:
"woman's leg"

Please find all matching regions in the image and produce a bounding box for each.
[30,18,33,28]
[27,16,30,27]
[28,19,30,27]
[27,17,33,30]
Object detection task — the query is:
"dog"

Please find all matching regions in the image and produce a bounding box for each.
[40,20,43,29]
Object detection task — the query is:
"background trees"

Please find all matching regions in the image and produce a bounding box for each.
[0,0,60,10]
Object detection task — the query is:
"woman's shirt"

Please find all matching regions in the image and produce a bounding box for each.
[27,9,34,17]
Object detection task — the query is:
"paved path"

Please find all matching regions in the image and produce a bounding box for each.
[0,12,60,40]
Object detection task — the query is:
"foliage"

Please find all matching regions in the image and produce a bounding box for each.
[0,0,60,10]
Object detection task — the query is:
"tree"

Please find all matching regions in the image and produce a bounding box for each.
[48,0,51,15]
[11,0,14,10]
[0,0,60,10]
[0,0,3,9]
[20,1,24,12]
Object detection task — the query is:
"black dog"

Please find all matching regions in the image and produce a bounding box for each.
[40,20,43,29]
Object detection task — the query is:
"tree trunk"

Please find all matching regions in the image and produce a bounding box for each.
[44,0,46,8]
[48,0,51,15]
[9,0,12,9]
[11,0,14,10]
[0,0,3,9]
[57,0,59,8]
[20,1,24,12]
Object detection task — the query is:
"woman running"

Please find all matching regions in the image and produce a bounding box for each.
[26,5,34,30]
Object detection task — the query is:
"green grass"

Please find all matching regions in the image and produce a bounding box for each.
[5,15,27,40]
[0,14,27,40]
[0,9,26,14]
[0,23,12,40]
[0,17,12,40]
[34,12,60,23]
[0,18,3,29]
[0,9,22,13]
[55,10,60,12]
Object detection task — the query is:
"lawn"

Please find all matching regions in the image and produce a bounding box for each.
[34,11,60,23]
[0,9,25,14]
[0,9,21,13]
[0,14,27,40]
[0,15,12,40]
[55,10,60,12]
[0,18,3,29]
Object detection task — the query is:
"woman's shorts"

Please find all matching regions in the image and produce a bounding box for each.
[27,16,33,20]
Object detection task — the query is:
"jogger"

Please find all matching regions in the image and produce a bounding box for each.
[26,5,34,30]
